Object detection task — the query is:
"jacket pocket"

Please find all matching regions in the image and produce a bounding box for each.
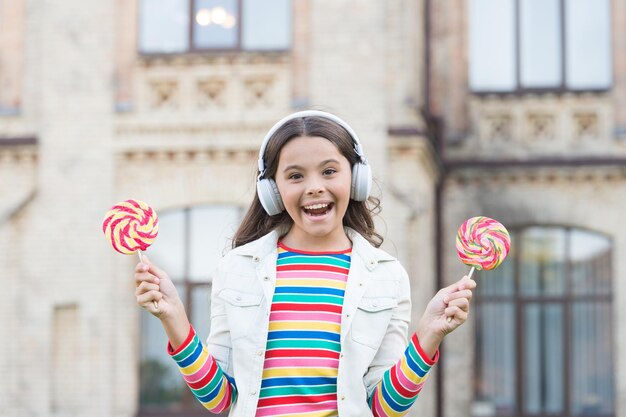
[218,288,264,341]
[351,297,397,349]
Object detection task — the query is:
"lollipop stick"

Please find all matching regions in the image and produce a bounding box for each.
[137,250,158,310]
[447,266,476,323]
[467,266,475,280]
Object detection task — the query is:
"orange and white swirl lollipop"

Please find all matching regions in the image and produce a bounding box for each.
[102,199,159,256]
[102,199,159,308]
[456,216,510,276]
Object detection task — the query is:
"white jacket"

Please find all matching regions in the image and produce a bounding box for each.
[207,227,412,417]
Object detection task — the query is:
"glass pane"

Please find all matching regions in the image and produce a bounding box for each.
[191,285,212,343]
[520,0,561,88]
[193,0,238,49]
[478,231,516,297]
[189,205,242,282]
[571,302,614,415]
[474,303,516,414]
[468,0,516,91]
[147,210,186,281]
[570,229,611,296]
[524,303,564,414]
[139,288,188,409]
[520,228,566,296]
[242,0,291,50]
[565,0,612,89]
[139,0,190,53]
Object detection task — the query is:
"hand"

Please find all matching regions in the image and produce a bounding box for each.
[416,275,477,355]
[134,255,184,321]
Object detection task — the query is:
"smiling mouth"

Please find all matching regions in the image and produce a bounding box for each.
[302,202,334,216]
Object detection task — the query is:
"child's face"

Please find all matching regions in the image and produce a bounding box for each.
[275,135,352,249]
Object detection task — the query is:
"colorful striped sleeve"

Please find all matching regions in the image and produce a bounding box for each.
[168,325,237,413]
[368,333,439,417]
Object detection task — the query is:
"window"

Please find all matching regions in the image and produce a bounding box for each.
[468,0,612,92]
[139,0,292,53]
[473,227,614,417]
[138,205,243,416]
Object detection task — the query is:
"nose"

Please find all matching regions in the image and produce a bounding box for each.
[305,178,324,195]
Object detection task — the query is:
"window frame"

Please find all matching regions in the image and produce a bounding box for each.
[138,0,292,56]
[469,0,613,95]
[473,225,615,417]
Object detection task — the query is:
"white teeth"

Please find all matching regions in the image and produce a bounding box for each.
[304,203,329,210]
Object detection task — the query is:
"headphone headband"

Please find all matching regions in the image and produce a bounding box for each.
[257,110,368,178]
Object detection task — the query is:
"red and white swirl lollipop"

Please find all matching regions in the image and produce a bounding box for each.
[102,199,159,256]
[456,216,510,277]
[102,199,159,308]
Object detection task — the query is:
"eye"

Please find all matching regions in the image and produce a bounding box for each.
[323,168,337,176]
[288,172,303,180]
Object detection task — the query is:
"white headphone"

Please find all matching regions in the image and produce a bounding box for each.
[256,110,372,216]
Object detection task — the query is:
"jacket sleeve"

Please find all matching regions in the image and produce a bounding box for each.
[364,264,439,417]
[206,261,235,380]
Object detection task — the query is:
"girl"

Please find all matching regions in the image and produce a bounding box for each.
[135,110,476,417]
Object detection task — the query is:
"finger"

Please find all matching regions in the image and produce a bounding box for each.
[443,276,474,295]
[444,277,465,293]
[134,271,160,287]
[135,262,149,273]
[135,281,160,296]
[459,278,477,291]
[444,289,473,304]
[137,290,163,307]
[445,306,468,322]
[142,255,168,280]
[448,298,470,312]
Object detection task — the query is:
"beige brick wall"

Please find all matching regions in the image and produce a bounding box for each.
[1,0,117,415]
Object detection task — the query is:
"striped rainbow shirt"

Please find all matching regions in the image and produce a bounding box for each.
[256,242,351,416]
[167,244,438,416]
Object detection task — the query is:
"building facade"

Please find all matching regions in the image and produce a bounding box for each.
[0,1,620,417]
[431,1,622,417]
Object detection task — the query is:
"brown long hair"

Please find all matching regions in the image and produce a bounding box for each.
[232,116,383,248]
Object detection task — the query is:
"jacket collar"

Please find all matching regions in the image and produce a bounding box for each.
[230,227,283,260]
[231,226,395,268]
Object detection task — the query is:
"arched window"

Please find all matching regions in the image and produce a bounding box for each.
[138,205,243,416]
[473,227,614,417]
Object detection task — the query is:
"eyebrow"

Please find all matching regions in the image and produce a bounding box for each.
[282,159,341,173]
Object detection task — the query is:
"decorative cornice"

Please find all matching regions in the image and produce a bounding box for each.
[445,157,626,170]
[0,137,38,163]
[115,122,271,137]
[116,147,258,163]
[447,165,626,186]
[0,136,37,146]
[136,51,291,68]
[387,126,428,137]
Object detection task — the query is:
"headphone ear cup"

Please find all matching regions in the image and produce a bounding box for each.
[351,162,372,201]
[257,178,285,216]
